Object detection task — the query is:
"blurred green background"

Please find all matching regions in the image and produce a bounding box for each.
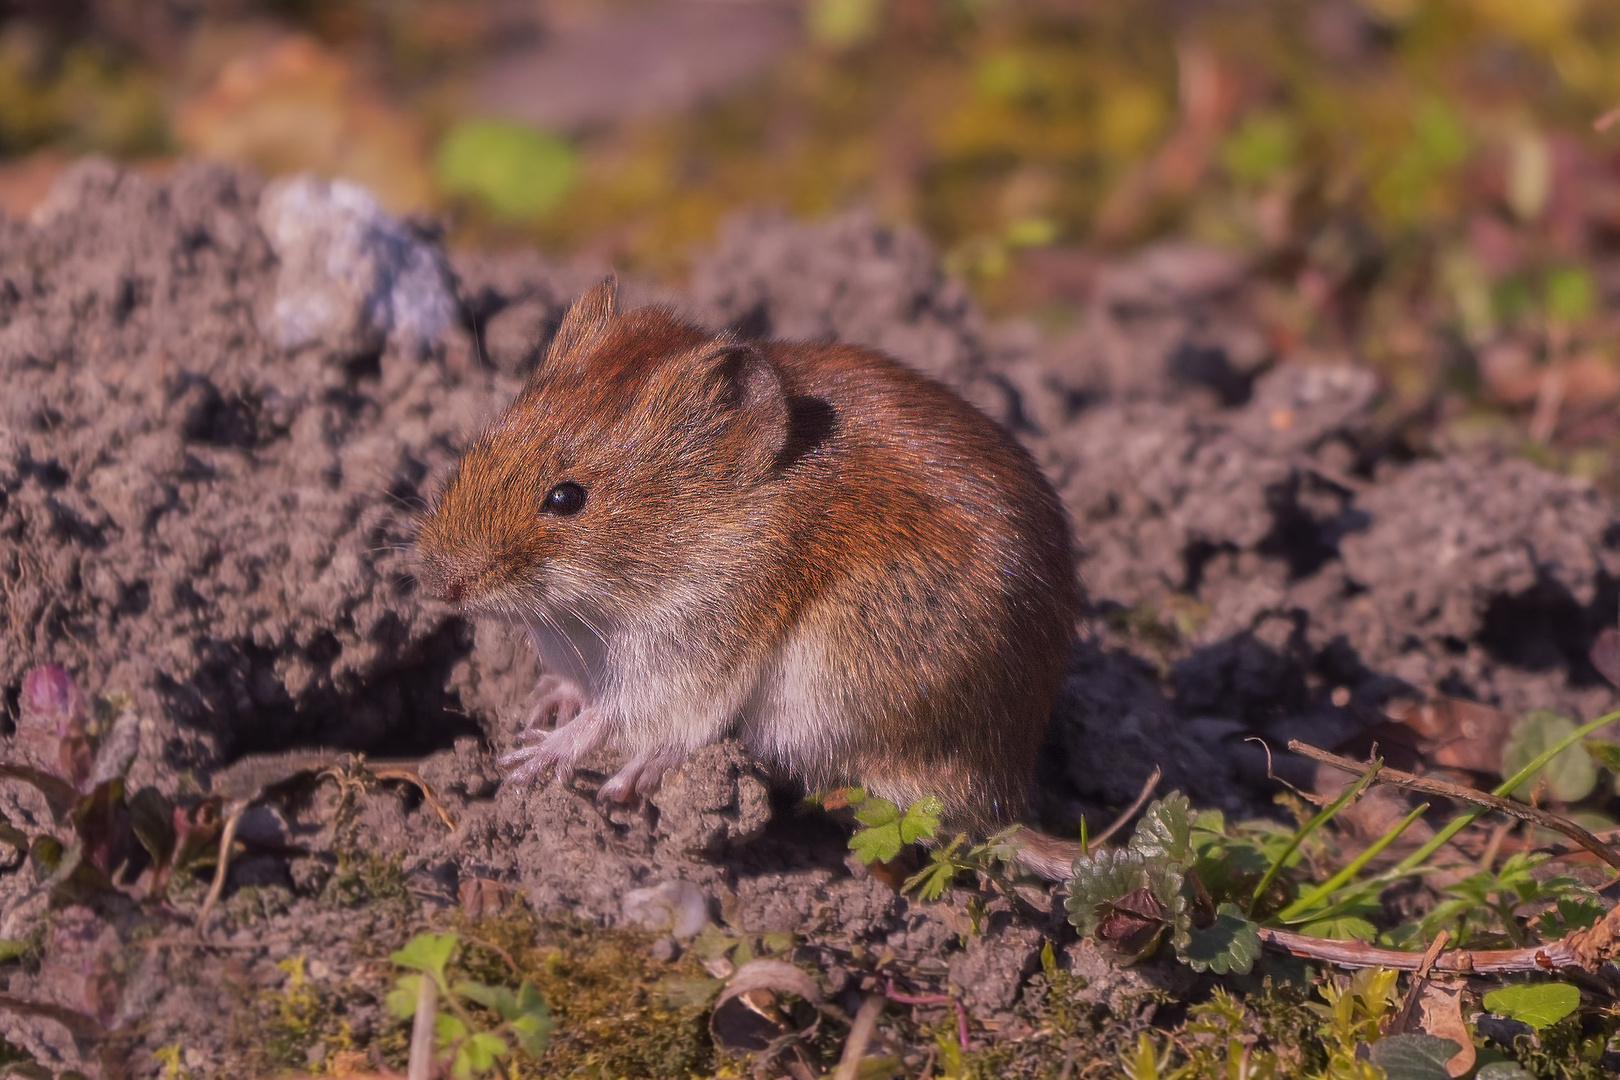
[5,0,1620,464]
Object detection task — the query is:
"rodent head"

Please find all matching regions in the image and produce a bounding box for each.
[415,279,791,623]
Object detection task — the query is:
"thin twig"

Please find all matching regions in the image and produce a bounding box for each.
[1390,929,1450,1034]
[1259,906,1619,974]
[199,799,247,921]
[885,978,970,1049]
[372,764,457,830]
[1288,741,1620,872]
[1090,766,1163,848]
[833,994,885,1080]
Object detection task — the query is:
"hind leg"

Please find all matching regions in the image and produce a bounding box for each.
[597,746,689,804]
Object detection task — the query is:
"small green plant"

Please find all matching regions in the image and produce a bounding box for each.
[835,787,944,864]
[387,931,551,1080]
[1,665,223,904]
[1067,793,1264,973]
[1419,852,1595,947]
[153,1042,192,1080]
[832,787,1029,902]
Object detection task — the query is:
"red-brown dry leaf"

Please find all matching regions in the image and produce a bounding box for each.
[1560,354,1620,410]
[1096,887,1169,957]
[1388,697,1512,775]
[1413,981,1475,1077]
[175,35,432,213]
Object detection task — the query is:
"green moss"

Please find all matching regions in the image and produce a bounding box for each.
[326,849,411,910]
[428,906,722,1079]
[1490,1011,1620,1080]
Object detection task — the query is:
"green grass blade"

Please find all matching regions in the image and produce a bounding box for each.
[1246,759,1382,918]
[1389,707,1620,877]
[1284,708,1620,928]
[1277,802,1429,924]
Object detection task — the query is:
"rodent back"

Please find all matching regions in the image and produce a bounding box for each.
[750,341,1078,825]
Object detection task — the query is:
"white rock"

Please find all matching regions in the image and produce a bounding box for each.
[622,880,711,939]
[257,175,456,359]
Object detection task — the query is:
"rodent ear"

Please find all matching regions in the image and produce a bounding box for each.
[542,277,618,373]
[703,344,789,481]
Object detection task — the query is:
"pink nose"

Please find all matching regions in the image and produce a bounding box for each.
[439,579,465,603]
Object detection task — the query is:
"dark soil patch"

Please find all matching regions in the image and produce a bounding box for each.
[0,161,1614,1076]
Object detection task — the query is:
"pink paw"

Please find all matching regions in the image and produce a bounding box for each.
[525,673,584,730]
[499,706,610,786]
[596,747,688,804]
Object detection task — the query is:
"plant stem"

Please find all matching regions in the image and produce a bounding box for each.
[1247,759,1383,918]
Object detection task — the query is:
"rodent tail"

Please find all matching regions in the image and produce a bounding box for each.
[1006,826,1082,881]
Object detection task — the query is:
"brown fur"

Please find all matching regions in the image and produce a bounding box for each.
[416,280,1079,837]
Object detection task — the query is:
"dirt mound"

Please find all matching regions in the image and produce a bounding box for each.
[0,161,1615,1075]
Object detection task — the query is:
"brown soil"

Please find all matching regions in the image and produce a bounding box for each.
[0,160,1614,1077]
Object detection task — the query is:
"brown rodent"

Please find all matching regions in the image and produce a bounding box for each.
[416,280,1082,873]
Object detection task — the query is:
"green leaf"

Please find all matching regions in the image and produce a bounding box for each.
[850,795,905,863]
[1367,1033,1460,1080]
[1545,267,1595,323]
[854,796,900,827]
[1066,847,1154,938]
[1535,897,1604,940]
[1297,915,1377,942]
[509,1013,551,1059]
[899,797,943,844]
[1585,739,1620,774]
[1004,217,1058,248]
[1130,792,1194,864]
[1066,846,1185,960]
[386,974,423,1020]
[434,119,577,221]
[435,1010,469,1047]
[1179,903,1261,975]
[1221,112,1297,183]
[392,931,458,985]
[904,847,963,902]
[457,1031,507,1077]
[0,939,28,964]
[1476,1063,1535,1080]
[1502,710,1597,803]
[1482,982,1581,1030]
[127,786,175,867]
[510,982,552,1058]
[455,980,518,1019]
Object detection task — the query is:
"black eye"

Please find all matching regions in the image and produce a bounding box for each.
[542,481,586,516]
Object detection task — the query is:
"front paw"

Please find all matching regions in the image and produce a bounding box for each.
[499,707,610,785]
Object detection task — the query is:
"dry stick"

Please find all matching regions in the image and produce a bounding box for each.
[1389,929,1451,1035]
[832,994,886,1080]
[886,978,970,1049]
[1263,899,1620,974]
[1090,766,1163,849]
[1257,925,1578,974]
[199,799,248,921]
[1287,741,1620,873]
